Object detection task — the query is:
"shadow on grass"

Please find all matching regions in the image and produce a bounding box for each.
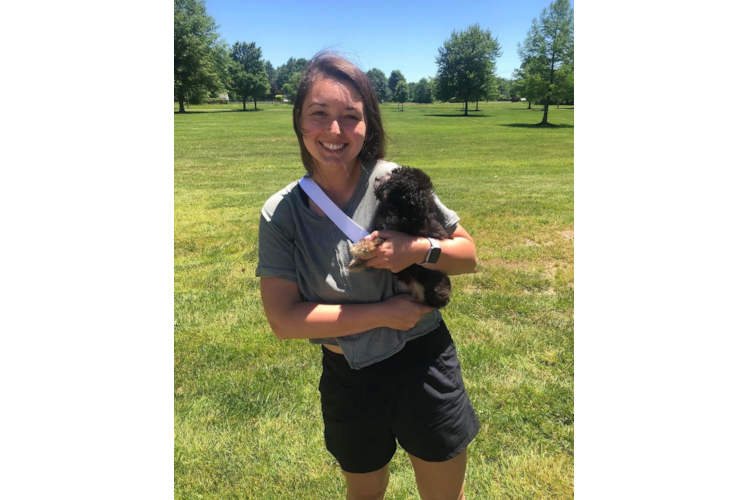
[425,114,489,118]
[502,123,574,128]
[174,108,265,115]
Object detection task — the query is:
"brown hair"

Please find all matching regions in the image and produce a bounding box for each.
[292,52,386,174]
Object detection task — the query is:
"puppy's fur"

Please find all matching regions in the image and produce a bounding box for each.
[348,166,451,309]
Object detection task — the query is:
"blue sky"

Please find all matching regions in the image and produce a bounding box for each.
[205,0,573,82]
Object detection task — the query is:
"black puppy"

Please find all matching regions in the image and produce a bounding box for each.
[348,166,451,309]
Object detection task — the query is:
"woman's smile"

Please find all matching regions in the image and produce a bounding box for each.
[320,141,346,151]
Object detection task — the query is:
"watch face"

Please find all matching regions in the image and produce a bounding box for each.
[427,246,441,264]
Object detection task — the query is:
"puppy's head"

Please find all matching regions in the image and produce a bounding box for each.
[374,166,436,232]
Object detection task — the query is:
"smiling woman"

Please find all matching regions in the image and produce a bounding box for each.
[255,52,480,500]
[292,55,385,178]
[298,78,367,176]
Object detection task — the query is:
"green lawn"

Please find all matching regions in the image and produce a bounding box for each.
[175,100,574,499]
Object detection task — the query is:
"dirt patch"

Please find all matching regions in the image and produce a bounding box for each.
[524,239,554,247]
[481,259,530,269]
[543,261,575,283]
[558,230,574,239]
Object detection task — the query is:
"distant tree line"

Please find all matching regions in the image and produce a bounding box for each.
[175,0,572,119]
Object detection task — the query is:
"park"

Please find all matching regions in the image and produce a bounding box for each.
[175,0,573,498]
[175,98,574,498]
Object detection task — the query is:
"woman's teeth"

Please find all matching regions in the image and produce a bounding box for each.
[321,142,344,151]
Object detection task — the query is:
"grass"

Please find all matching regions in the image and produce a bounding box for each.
[175,100,574,499]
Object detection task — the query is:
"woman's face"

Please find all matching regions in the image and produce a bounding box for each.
[298,77,367,174]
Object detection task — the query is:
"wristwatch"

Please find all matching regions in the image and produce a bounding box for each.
[419,237,441,265]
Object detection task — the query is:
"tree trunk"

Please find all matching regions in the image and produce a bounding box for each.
[541,101,550,125]
[178,92,185,113]
[544,45,557,124]
[475,101,479,111]
[242,97,246,111]
[527,100,531,109]
[254,98,257,110]
[464,101,468,116]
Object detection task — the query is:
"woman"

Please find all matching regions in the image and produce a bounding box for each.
[256,53,480,500]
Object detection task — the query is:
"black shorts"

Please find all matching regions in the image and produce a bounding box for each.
[319,321,480,474]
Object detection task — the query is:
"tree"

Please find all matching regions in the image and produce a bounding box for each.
[394,81,409,110]
[388,70,406,96]
[512,61,544,109]
[495,76,513,101]
[265,60,279,98]
[174,0,225,113]
[228,41,270,111]
[553,64,574,108]
[366,68,390,102]
[475,74,498,110]
[517,0,574,125]
[434,24,502,116]
[411,78,434,103]
[281,71,302,102]
[275,57,307,90]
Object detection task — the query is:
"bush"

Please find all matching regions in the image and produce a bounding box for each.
[203,97,229,104]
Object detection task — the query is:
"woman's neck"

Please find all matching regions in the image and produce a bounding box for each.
[310,161,362,208]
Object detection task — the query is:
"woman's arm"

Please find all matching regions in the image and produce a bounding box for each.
[360,223,478,276]
[260,277,433,340]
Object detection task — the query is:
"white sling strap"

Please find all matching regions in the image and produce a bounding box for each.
[298,175,370,243]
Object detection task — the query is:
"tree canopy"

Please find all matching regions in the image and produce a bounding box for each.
[264,61,279,97]
[554,64,574,106]
[494,76,514,101]
[512,60,545,109]
[275,57,307,91]
[281,72,302,102]
[394,80,409,110]
[228,41,269,111]
[411,78,434,103]
[174,0,225,112]
[434,24,502,115]
[388,70,406,96]
[517,0,574,125]
[366,68,390,103]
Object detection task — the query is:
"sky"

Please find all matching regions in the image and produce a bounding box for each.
[204,0,573,82]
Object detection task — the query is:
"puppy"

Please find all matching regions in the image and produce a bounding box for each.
[348,166,451,309]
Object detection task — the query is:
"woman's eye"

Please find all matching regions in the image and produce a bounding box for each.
[346,115,361,120]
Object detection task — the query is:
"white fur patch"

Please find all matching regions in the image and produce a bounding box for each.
[410,281,425,303]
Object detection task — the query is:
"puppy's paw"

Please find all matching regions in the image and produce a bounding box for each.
[347,238,383,272]
[347,257,366,272]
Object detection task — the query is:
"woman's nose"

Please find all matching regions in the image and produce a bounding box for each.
[329,119,340,134]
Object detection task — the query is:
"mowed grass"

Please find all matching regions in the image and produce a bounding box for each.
[175,100,574,499]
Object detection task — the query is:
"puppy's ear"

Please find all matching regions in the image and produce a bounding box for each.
[412,169,435,193]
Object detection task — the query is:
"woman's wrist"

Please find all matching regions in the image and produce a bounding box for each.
[412,236,431,266]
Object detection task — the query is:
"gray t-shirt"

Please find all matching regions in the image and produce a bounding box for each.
[255,160,460,369]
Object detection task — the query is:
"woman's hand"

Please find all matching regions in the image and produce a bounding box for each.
[381,294,433,330]
[359,230,430,273]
